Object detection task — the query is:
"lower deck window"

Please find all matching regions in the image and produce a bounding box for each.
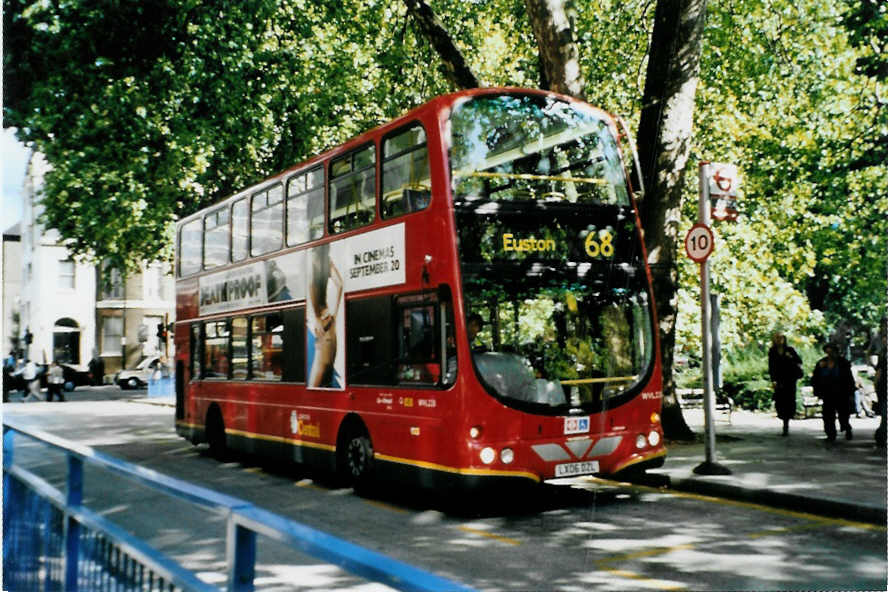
[204,320,230,378]
[252,313,284,380]
[191,308,305,383]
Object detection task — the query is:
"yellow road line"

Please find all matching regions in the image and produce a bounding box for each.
[597,544,695,564]
[457,526,521,546]
[363,499,409,514]
[585,476,886,532]
[580,477,883,590]
[592,543,691,590]
[294,479,327,491]
[596,567,687,591]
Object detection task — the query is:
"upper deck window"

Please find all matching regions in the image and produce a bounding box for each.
[179,218,202,276]
[449,94,629,206]
[251,184,283,256]
[329,144,376,234]
[382,124,431,218]
[232,198,249,262]
[287,167,325,245]
[203,208,230,269]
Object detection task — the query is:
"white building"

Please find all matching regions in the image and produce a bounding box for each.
[18,153,97,366]
[14,152,174,379]
[2,223,22,358]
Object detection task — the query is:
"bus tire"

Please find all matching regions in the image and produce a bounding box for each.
[206,406,228,461]
[338,422,374,491]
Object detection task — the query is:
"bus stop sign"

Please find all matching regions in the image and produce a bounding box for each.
[706,162,741,221]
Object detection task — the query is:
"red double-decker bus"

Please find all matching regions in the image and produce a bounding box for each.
[174,88,665,491]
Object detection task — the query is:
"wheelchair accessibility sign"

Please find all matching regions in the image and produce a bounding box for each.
[564,416,590,435]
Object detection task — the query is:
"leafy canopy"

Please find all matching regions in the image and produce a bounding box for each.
[4,0,884,347]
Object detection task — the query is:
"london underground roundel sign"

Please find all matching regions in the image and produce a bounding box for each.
[684,223,714,263]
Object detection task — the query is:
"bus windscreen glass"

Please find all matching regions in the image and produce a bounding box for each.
[449,93,653,413]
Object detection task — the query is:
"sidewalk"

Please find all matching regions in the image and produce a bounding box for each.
[646,409,887,525]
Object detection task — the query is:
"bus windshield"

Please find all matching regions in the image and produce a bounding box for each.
[449,93,653,413]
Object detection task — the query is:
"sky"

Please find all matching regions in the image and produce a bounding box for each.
[2,127,30,233]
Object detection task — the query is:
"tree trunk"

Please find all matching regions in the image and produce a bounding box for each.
[636,0,708,441]
[524,0,586,98]
[403,0,481,89]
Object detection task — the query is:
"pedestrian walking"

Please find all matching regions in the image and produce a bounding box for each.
[17,358,42,402]
[47,360,66,402]
[875,326,887,447]
[811,343,855,441]
[3,351,15,402]
[768,332,803,436]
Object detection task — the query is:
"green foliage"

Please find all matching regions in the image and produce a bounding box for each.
[3,0,884,355]
[718,346,772,411]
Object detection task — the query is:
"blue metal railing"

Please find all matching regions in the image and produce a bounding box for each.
[3,419,474,592]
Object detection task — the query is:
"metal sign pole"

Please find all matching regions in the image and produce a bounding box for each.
[694,162,731,475]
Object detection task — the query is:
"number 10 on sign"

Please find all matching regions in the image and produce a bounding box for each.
[685,223,714,263]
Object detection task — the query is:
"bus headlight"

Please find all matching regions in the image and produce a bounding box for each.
[480,447,496,464]
[648,430,661,447]
[635,434,647,450]
[500,448,514,464]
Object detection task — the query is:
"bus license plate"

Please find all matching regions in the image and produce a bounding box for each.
[554,461,599,478]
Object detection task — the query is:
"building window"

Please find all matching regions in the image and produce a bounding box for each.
[59,260,75,289]
[102,316,123,355]
[143,265,160,301]
[102,267,125,299]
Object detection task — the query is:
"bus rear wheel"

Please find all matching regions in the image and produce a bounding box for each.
[339,427,374,491]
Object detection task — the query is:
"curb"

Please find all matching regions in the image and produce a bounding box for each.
[667,476,887,526]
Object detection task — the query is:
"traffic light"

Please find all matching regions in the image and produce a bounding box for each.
[24,329,33,345]
[156,324,167,340]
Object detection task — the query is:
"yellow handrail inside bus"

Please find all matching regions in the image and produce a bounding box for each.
[464,171,608,185]
[559,376,637,385]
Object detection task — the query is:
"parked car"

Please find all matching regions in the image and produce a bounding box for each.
[56,363,92,391]
[116,355,161,390]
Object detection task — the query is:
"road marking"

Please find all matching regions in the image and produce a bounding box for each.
[595,567,687,591]
[746,523,825,539]
[294,479,326,491]
[584,477,886,532]
[598,544,695,563]
[591,543,691,590]
[457,525,521,546]
[363,499,409,514]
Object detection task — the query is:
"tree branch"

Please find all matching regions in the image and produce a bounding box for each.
[524,0,586,99]
[403,0,481,90]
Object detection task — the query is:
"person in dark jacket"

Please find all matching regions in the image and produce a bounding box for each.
[875,327,887,448]
[811,343,856,441]
[768,332,803,436]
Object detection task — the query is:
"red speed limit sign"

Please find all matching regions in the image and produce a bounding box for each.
[685,223,714,262]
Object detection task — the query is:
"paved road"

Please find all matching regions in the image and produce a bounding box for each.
[4,395,886,591]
